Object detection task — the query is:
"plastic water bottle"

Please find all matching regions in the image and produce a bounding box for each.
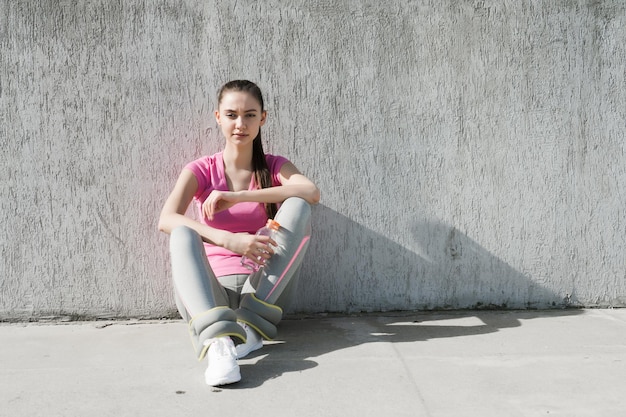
[240,219,281,272]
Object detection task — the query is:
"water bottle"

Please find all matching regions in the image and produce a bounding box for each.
[240,219,281,272]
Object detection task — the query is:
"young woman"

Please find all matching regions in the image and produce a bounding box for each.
[158,80,320,386]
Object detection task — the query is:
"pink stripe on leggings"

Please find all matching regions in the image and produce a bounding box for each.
[265,236,310,301]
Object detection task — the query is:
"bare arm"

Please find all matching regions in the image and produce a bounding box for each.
[157,169,228,243]
[231,161,320,204]
[202,162,320,220]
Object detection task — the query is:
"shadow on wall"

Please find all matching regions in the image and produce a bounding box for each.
[293,205,569,313]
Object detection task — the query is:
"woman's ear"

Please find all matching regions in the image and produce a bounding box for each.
[215,110,221,125]
[260,110,267,126]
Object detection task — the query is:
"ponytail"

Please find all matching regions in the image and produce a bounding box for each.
[252,133,278,219]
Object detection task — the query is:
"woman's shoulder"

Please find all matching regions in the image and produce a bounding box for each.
[264,153,290,165]
[183,152,224,193]
[185,152,223,171]
[264,153,291,181]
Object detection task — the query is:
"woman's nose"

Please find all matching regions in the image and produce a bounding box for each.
[236,117,245,128]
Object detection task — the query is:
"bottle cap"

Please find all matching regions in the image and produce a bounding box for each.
[266,219,280,230]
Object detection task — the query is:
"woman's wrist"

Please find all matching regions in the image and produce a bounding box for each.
[231,190,245,203]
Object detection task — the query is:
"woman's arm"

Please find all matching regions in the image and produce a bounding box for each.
[158,169,277,262]
[236,161,320,204]
[202,162,320,220]
[158,170,228,244]
[275,161,321,203]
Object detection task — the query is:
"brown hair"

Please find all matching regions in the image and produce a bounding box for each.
[217,80,277,219]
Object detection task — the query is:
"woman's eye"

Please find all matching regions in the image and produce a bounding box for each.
[246,114,257,118]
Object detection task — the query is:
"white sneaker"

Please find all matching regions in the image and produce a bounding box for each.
[236,322,263,359]
[205,337,241,386]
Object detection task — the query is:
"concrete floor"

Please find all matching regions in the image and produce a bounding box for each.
[2,309,625,417]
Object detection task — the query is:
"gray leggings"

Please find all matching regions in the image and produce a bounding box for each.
[169,197,312,358]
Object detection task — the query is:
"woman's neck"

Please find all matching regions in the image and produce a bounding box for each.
[223,143,253,170]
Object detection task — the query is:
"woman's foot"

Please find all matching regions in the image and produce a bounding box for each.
[236,322,264,359]
[205,337,241,386]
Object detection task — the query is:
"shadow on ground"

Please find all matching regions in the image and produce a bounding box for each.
[229,308,584,389]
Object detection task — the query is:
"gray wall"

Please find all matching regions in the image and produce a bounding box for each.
[2,0,625,320]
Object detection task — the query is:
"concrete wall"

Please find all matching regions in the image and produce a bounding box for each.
[2,0,625,320]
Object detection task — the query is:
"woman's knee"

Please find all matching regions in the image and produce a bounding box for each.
[170,225,201,252]
[279,197,312,220]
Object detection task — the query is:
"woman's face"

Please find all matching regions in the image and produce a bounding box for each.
[215,91,266,147]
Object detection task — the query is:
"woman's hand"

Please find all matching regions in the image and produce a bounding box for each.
[224,232,277,267]
[202,190,239,220]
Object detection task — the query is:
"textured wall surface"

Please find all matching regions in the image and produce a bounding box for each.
[1,0,625,320]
